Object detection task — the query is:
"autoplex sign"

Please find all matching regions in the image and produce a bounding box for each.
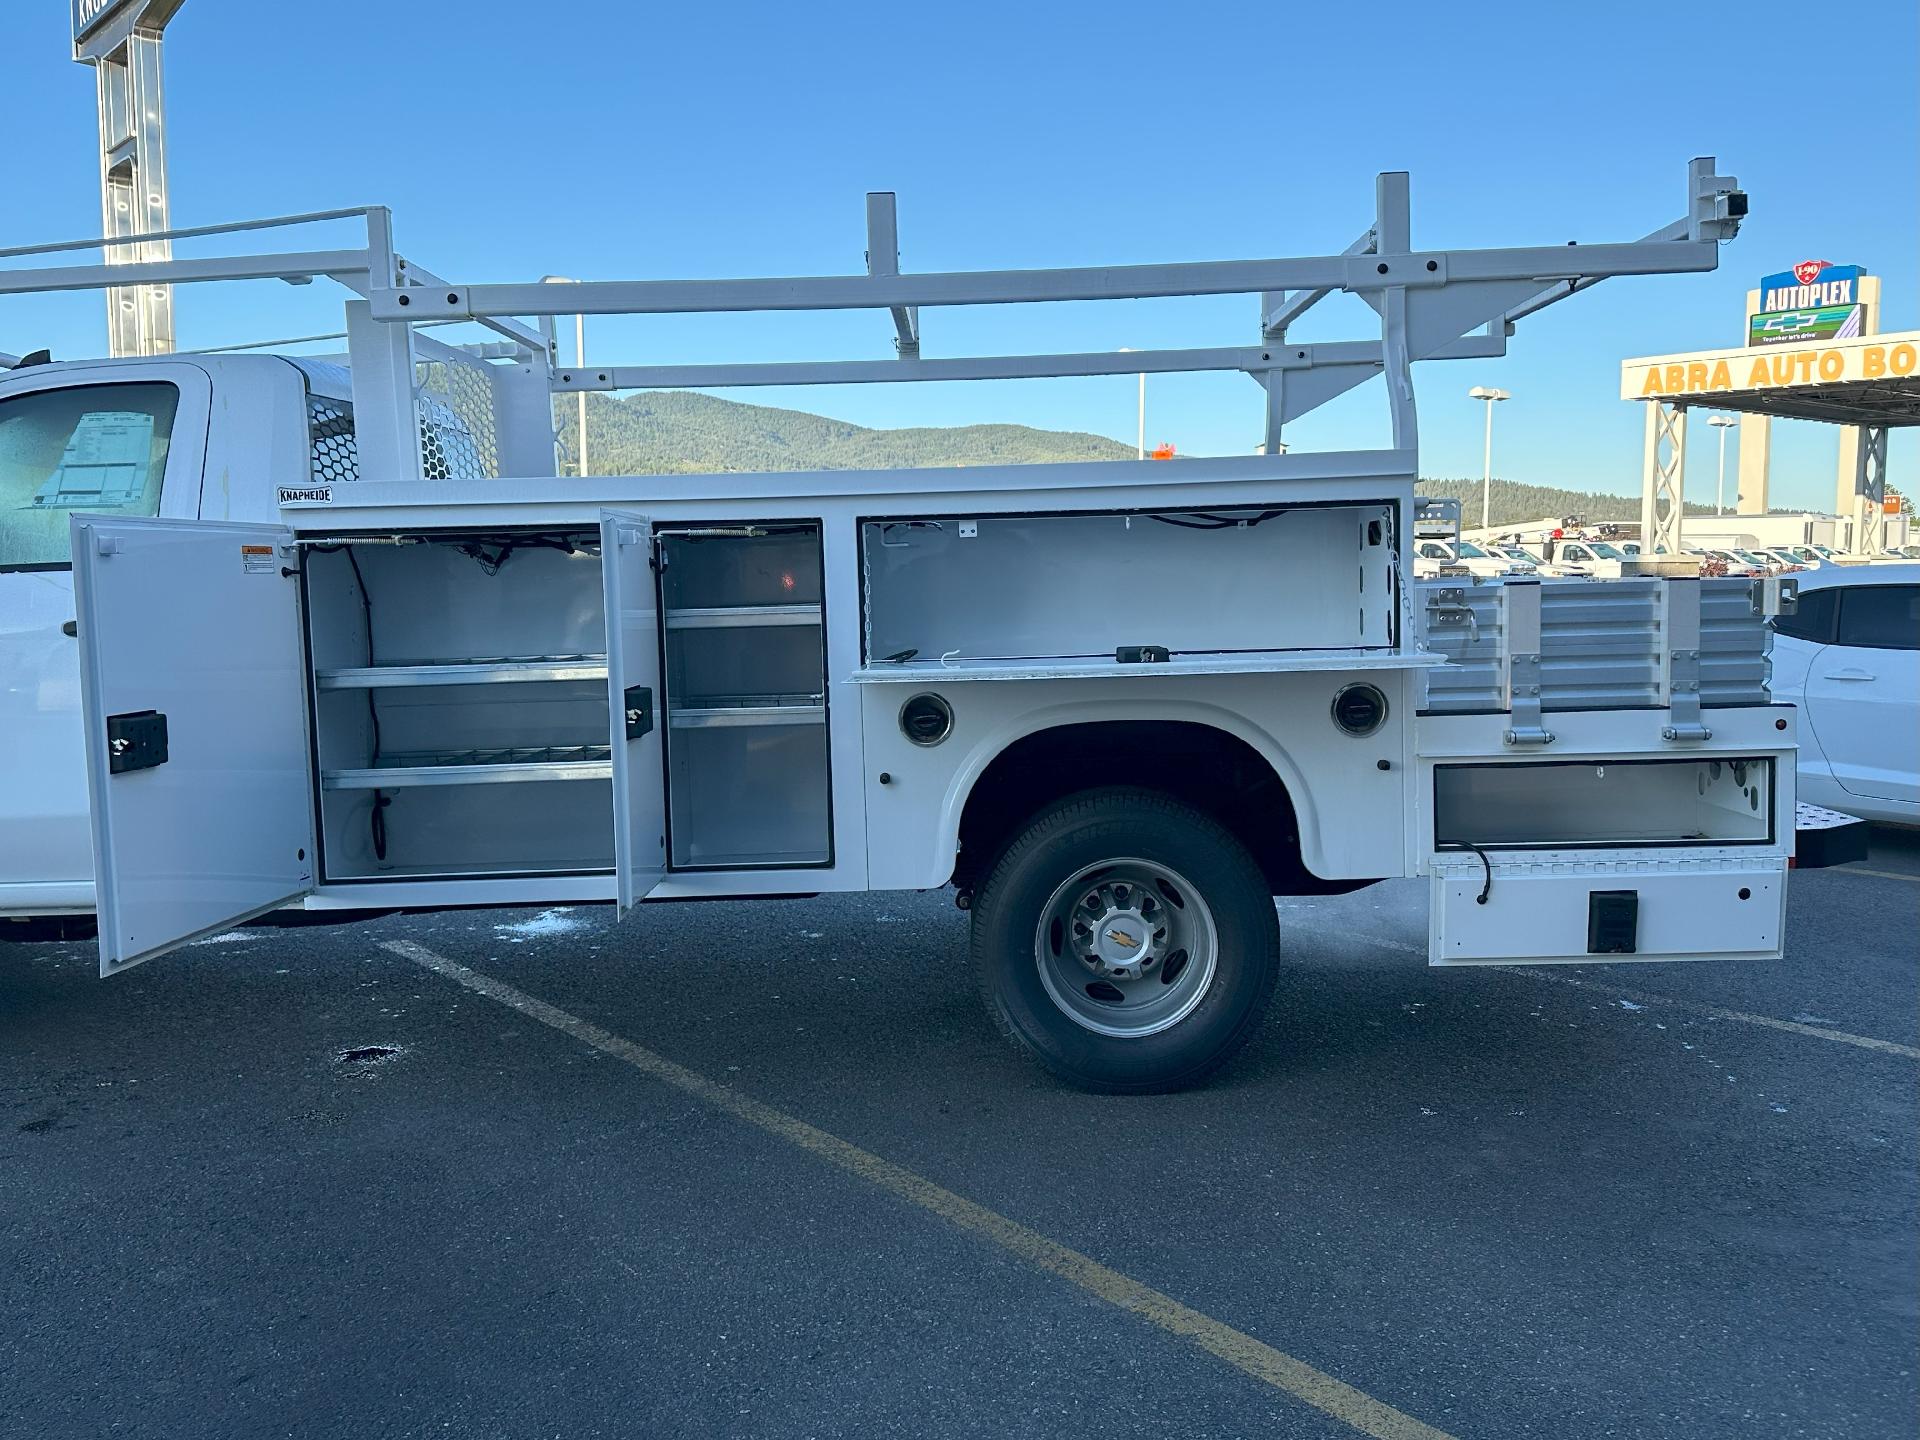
[1621,332,1920,400]
[1748,260,1866,348]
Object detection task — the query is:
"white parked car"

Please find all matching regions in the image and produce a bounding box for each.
[1523,538,1635,577]
[1412,539,1536,578]
[1489,541,1587,577]
[1701,547,1776,577]
[1764,543,1875,570]
[1768,564,1920,826]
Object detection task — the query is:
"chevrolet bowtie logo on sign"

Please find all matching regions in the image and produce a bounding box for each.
[1749,260,1866,348]
[1756,312,1828,337]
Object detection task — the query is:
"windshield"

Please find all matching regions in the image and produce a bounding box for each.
[1455,541,1491,559]
[1585,542,1627,560]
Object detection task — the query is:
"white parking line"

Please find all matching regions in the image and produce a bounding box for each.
[1280,909,1920,1060]
[380,937,1457,1440]
[1500,968,1920,1060]
[1835,866,1920,886]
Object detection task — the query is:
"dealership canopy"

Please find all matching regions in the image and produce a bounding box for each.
[1620,330,1920,426]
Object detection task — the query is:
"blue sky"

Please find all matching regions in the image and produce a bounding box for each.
[2,0,1914,507]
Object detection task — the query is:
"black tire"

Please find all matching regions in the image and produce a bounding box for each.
[970,787,1280,1093]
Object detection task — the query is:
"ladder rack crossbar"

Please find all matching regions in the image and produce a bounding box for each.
[0,158,1745,468]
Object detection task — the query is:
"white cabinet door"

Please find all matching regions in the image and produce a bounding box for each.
[600,509,667,916]
[71,516,314,974]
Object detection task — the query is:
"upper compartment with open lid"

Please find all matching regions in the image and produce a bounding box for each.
[859,502,1396,670]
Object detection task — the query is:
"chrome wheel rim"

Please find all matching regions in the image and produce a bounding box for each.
[1033,858,1220,1038]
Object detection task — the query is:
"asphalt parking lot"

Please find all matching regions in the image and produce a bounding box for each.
[4,834,1915,1440]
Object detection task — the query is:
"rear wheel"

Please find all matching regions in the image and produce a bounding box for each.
[970,787,1280,1093]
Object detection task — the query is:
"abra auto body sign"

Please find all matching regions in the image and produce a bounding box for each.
[1748,260,1866,347]
[1622,332,1918,400]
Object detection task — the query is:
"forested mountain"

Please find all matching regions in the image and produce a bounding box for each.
[562,390,1134,474]
[557,390,1691,527]
[1414,476,1712,524]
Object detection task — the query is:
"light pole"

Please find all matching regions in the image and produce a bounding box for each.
[541,276,589,476]
[1708,415,1736,516]
[1118,348,1145,459]
[1468,387,1510,534]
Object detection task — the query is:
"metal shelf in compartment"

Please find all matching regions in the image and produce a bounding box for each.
[322,744,614,790]
[314,654,609,689]
[668,692,826,729]
[664,604,823,630]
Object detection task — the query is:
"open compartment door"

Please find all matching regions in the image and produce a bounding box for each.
[72,517,315,975]
[601,509,667,916]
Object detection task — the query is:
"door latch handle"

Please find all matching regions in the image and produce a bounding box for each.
[623,686,654,740]
[1823,669,1875,681]
[105,710,168,774]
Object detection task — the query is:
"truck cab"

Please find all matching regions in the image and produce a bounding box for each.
[0,353,327,922]
[0,347,501,925]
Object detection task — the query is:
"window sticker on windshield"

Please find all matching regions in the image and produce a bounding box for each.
[31,411,153,508]
[241,544,276,576]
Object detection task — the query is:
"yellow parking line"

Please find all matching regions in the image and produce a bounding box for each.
[1834,866,1920,885]
[381,937,1457,1440]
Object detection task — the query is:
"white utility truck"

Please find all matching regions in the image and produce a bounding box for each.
[3,161,1844,1091]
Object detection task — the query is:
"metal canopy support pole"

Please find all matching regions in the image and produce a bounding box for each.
[1835,275,1884,522]
[73,1,188,357]
[866,193,918,360]
[1854,425,1890,554]
[1642,401,1687,556]
[1736,413,1771,515]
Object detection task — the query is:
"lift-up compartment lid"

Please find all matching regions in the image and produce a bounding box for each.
[72,517,316,975]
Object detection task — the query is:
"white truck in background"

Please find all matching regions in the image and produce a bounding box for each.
[3,161,1863,1092]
